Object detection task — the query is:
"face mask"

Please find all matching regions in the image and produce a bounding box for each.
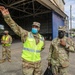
[58,31,65,39]
[31,28,38,34]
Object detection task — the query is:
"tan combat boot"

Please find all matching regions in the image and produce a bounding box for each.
[8,59,11,62]
[0,59,6,63]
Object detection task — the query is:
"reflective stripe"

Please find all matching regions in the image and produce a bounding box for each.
[23,48,41,53]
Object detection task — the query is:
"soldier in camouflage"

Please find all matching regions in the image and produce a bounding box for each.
[1,30,12,63]
[0,6,45,75]
[48,26,75,75]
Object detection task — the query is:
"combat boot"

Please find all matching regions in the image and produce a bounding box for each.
[8,59,11,62]
[0,59,6,63]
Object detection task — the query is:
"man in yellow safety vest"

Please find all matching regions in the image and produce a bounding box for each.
[0,6,45,75]
[1,30,12,63]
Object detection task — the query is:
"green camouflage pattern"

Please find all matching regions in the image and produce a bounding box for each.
[52,65,68,75]
[58,26,66,32]
[32,22,40,27]
[48,36,75,75]
[3,14,45,75]
[4,14,45,47]
[22,59,42,75]
[1,35,12,61]
[2,46,11,60]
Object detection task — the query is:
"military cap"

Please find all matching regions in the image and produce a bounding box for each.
[4,30,9,33]
[32,22,40,27]
[58,26,66,32]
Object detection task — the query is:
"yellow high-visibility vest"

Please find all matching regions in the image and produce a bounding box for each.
[2,35,11,46]
[22,32,44,62]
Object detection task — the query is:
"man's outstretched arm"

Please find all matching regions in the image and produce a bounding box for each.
[0,6,28,37]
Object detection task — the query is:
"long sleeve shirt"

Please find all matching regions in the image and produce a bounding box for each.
[48,36,75,67]
[3,14,45,49]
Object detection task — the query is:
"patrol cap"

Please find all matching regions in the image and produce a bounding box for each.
[4,30,9,33]
[58,26,66,32]
[32,22,40,27]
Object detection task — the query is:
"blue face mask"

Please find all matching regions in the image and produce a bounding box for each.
[31,28,38,34]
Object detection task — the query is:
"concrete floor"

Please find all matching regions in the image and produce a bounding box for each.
[0,40,75,75]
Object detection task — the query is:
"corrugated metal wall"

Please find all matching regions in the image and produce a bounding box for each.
[52,11,64,39]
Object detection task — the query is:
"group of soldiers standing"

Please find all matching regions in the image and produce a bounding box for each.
[0,6,75,75]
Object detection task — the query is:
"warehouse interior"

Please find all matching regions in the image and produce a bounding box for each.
[0,0,67,40]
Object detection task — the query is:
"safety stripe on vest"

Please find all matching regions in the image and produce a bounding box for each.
[23,48,41,53]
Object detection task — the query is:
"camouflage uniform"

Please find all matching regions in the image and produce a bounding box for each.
[1,34,12,62]
[3,14,45,75]
[22,59,42,75]
[48,26,75,75]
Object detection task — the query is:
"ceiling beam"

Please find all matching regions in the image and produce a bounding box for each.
[12,10,51,19]
[8,6,33,15]
[0,3,33,15]
[14,1,33,8]
[9,0,26,6]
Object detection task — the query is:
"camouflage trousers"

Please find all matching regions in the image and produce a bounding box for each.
[2,46,11,60]
[52,65,68,75]
[22,59,42,75]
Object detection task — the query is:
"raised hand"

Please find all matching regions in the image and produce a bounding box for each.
[60,39,66,47]
[0,6,9,16]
